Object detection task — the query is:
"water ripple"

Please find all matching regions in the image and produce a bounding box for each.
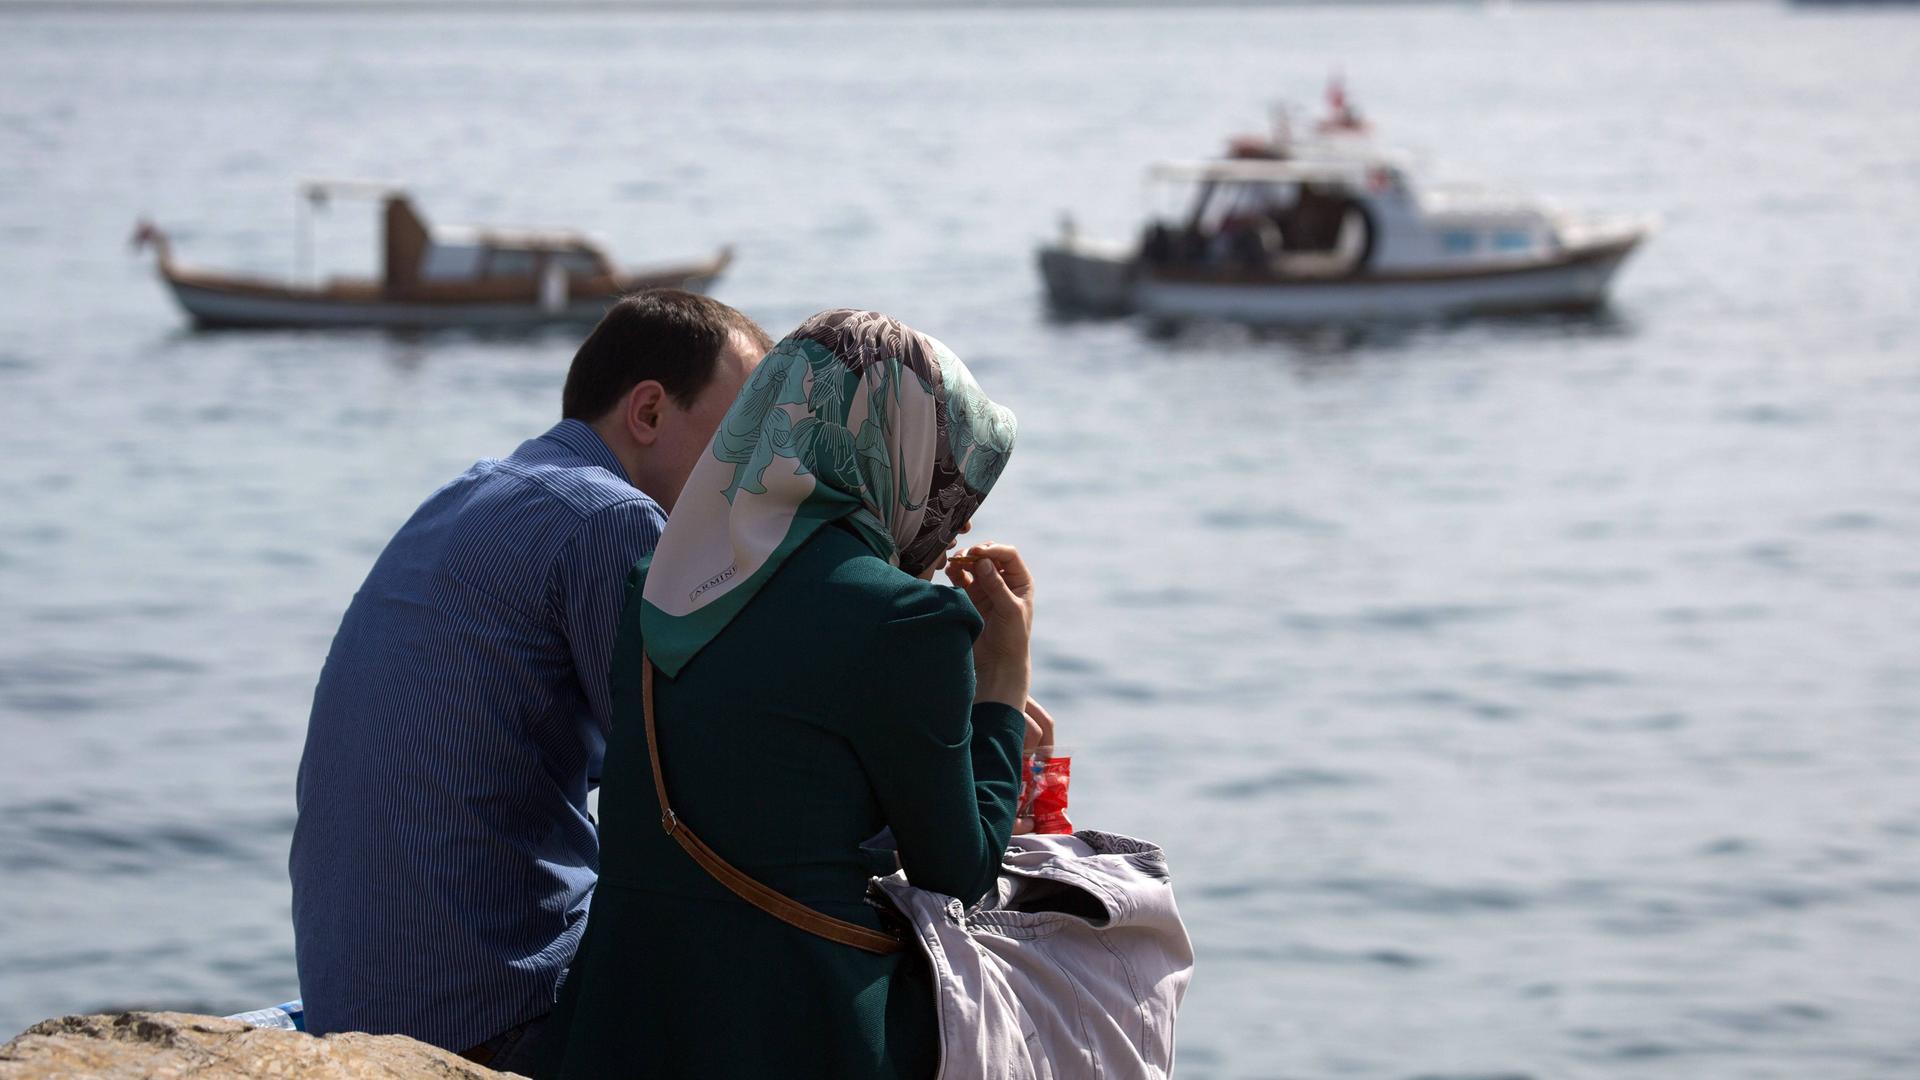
[1200,768,1372,800]
[1283,604,1516,635]
[1199,507,1342,533]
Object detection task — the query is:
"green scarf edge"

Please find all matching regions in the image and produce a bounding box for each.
[638,486,889,678]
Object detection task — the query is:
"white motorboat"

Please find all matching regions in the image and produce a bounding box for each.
[134,181,731,330]
[1039,90,1652,325]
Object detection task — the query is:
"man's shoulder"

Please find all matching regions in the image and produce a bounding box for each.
[488,419,659,523]
[464,469,663,585]
[388,457,659,586]
[484,454,654,524]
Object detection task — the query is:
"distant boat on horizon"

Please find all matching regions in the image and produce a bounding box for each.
[132,181,732,331]
[1037,81,1652,326]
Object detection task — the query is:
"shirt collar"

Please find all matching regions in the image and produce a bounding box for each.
[536,419,631,485]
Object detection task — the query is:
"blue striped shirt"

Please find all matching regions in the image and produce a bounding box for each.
[289,419,665,1051]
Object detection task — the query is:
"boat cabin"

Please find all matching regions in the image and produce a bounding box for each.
[1140,157,1560,280]
[371,187,620,303]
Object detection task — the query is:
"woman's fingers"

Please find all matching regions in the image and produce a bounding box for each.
[942,560,973,591]
[959,542,1034,709]
[1022,698,1056,750]
[959,542,1033,598]
[967,555,1017,616]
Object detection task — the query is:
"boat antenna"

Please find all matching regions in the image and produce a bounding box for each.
[1319,70,1368,134]
[1269,101,1291,151]
[295,186,330,286]
[291,180,399,286]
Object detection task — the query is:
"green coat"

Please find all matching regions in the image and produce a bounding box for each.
[539,524,1026,1080]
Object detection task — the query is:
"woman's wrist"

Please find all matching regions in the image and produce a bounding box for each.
[973,666,1031,709]
[973,690,1029,709]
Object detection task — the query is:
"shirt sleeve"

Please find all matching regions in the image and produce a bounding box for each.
[550,497,666,740]
[850,582,1026,904]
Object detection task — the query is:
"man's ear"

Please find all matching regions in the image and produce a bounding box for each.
[622,380,668,447]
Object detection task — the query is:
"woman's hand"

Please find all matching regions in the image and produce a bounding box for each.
[1023,697,1057,755]
[944,542,1033,708]
[1013,698,1059,835]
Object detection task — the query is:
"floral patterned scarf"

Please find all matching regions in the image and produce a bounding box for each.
[639,309,1017,677]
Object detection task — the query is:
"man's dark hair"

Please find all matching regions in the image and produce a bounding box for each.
[562,289,772,420]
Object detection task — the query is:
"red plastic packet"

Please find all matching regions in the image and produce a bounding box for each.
[1018,751,1073,834]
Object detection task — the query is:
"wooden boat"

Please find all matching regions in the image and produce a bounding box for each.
[1038,86,1651,325]
[133,181,732,330]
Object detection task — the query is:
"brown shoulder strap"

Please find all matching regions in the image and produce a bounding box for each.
[641,652,907,956]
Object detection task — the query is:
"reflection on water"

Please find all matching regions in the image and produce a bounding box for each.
[4,3,1920,1079]
[1137,306,1639,360]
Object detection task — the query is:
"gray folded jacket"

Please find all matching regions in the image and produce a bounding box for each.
[873,830,1195,1080]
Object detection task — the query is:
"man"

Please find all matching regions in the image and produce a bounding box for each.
[288,290,770,1070]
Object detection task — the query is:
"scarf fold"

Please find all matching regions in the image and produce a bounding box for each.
[640,309,1017,677]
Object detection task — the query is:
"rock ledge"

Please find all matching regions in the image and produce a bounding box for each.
[0,1011,515,1078]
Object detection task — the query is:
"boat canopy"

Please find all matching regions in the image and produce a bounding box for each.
[1147,156,1408,187]
[300,178,405,203]
[292,180,617,285]
[430,224,594,249]
[419,226,611,283]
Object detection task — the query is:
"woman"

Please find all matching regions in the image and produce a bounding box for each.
[540,310,1031,1079]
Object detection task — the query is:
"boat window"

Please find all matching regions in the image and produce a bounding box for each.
[554,250,601,277]
[1493,229,1533,252]
[1256,181,1299,207]
[486,249,539,279]
[420,244,483,282]
[1440,230,1477,254]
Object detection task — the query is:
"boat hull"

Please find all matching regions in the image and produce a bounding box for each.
[162,259,728,330]
[1040,235,1643,325]
[1037,241,1136,316]
[1137,237,1641,324]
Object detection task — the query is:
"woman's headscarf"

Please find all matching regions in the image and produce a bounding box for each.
[639,309,1017,677]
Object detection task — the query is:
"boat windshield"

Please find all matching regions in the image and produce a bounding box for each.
[550,249,603,276]
[486,249,540,279]
[1142,175,1372,277]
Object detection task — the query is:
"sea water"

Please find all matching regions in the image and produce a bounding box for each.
[2,4,1918,1077]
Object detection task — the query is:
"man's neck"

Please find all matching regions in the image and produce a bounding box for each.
[586,417,644,489]
[590,416,687,512]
